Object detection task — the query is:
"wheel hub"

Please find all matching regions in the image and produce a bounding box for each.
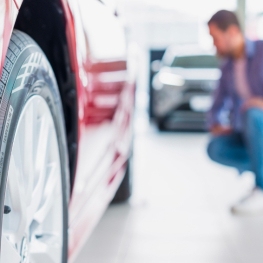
[0,96,64,263]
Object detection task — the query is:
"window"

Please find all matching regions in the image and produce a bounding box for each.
[171,55,219,69]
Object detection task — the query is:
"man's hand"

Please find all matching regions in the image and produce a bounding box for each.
[210,124,232,136]
[243,97,263,111]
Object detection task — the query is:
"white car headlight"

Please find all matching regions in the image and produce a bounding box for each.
[159,72,185,87]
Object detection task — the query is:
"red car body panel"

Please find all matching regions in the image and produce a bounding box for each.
[0,1,18,71]
[0,0,135,261]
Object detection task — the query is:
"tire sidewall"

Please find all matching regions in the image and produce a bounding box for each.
[0,32,69,262]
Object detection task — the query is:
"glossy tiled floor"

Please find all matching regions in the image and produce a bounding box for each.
[74,113,263,263]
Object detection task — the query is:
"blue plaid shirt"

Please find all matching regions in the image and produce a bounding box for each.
[208,39,263,131]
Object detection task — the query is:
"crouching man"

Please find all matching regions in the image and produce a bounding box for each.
[207,10,263,215]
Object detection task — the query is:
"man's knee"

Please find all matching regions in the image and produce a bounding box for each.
[244,108,263,128]
[207,138,221,162]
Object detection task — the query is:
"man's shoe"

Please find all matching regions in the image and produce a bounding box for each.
[231,188,263,215]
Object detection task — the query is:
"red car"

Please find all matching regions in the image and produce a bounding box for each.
[0,0,135,262]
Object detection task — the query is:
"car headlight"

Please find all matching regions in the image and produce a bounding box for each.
[159,72,185,87]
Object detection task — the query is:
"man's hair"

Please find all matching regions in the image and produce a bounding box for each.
[208,10,240,31]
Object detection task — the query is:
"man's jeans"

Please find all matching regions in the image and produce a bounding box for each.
[207,108,263,189]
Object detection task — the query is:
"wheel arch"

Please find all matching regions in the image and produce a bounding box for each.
[13,0,78,190]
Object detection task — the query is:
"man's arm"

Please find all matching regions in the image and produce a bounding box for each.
[208,68,232,135]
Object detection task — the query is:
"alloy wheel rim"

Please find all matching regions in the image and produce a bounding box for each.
[0,95,63,263]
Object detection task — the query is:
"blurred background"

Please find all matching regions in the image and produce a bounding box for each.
[76,1,263,262]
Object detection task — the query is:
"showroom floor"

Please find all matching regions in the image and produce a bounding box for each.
[74,112,263,263]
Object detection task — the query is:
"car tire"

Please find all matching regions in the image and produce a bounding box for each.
[111,157,133,203]
[156,117,167,131]
[0,30,69,263]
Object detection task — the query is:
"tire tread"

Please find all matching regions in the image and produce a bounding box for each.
[2,30,36,79]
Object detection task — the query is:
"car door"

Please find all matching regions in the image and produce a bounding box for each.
[67,0,133,258]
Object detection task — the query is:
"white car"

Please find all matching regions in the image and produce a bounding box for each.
[152,45,221,131]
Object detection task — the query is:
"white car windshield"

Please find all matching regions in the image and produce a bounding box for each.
[171,55,219,69]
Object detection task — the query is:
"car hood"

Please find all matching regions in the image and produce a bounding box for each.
[160,67,221,81]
